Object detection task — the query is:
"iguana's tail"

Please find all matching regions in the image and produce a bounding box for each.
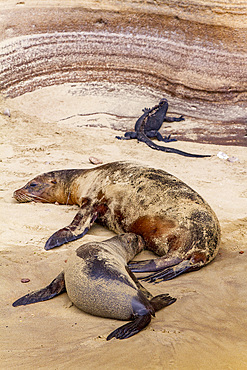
[137,133,211,158]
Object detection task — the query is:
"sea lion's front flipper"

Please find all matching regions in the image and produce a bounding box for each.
[128,256,183,273]
[44,202,107,250]
[106,313,152,340]
[140,260,200,283]
[12,272,65,307]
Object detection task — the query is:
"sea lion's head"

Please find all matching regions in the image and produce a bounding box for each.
[114,233,145,257]
[13,169,84,204]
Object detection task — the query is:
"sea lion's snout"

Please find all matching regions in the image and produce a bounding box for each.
[136,234,145,250]
[13,188,33,203]
[125,233,145,254]
[13,182,50,203]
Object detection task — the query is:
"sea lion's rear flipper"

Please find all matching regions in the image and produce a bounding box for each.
[12,272,65,307]
[127,265,177,310]
[139,260,200,284]
[106,293,176,340]
[150,294,176,311]
[106,313,152,341]
[44,201,107,250]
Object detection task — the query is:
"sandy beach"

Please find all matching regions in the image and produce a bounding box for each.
[0,85,247,369]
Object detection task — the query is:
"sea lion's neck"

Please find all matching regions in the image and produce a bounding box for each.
[68,168,100,206]
[105,235,144,263]
[53,169,89,205]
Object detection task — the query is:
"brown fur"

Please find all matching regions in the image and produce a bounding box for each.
[13,161,221,282]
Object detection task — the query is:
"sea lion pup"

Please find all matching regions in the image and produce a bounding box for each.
[13,161,221,283]
[12,234,176,340]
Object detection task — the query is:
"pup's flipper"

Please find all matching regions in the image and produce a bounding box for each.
[150,293,176,311]
[12,272,65,307]
[107,313,152,340]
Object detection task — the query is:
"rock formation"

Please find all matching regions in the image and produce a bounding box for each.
[0,1,246,144]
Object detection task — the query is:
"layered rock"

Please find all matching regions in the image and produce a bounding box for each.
[0,1,246,144]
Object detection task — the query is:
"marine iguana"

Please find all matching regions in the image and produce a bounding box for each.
[116,99,211,158]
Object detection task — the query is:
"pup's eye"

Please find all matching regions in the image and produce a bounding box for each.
[51,180,57,184]
[30,182,37,187]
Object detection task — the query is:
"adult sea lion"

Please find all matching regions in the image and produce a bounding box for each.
[13,161,221,283]
[13,233,176,340]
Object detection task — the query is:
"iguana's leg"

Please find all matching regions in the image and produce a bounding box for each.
[145,130,177,142]
[144,130,158,138]
[164,115,185,122]
[116,132,137,140]
[156,132,177,142]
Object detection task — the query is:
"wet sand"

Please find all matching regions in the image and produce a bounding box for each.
[0,87,247,369]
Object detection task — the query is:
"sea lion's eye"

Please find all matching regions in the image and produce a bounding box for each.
[30,182,37,187]
[51,180,57,184]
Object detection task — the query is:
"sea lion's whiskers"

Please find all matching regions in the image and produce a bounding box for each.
[19,193,51,203]
[31,194,51,203]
